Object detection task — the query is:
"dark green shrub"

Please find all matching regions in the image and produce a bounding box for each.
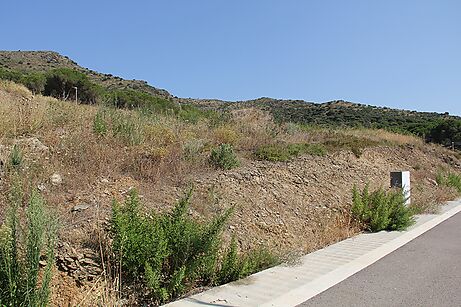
[217,237,278,285]
[111,189,277,304]
[255,143,327,162]
[351,185,415,232]
[210,144,240,170]
[44,68,101,103]
[105,88,176,113]
[20,73,46,95]
[0,178,57,307]
[9,145,23,169]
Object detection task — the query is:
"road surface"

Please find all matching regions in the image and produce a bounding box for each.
[300,212,461,307]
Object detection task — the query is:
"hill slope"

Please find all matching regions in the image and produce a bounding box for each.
[2,50,461,146]
[0,50,171,98]
[1,81,461,305]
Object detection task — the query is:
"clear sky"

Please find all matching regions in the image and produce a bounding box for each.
[2,1,460,115]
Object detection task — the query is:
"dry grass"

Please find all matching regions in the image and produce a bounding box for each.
[341,128,425,147]
[1,81,460,306]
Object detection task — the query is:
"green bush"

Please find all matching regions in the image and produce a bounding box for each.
[20,72,46,95]
[44,68,102,103]
[351,185,415,232]
[210,144,240,170]
[216,237,278,285]
[93,109,108,136]
[111,112,145,145]
[111,189,277,304]
[255,143,327,162]
[9,145,23,169]
[0,178,57,307]
[436,170,461,193]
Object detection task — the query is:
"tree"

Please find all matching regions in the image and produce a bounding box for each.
[44,68,100,103]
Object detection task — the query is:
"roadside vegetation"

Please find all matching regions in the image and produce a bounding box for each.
[351,185,415,232]
[110,189,278,304]
[0,78,460,305]
[0,176,57,306]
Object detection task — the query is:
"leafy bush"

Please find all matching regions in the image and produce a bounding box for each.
[351,185,415,232]
[44,68,101,103]
[20,72,46,95]
[105,88,176,113]
[216,237,278,285]
[0,178,57,307]
[210,144,240,170]
[111,189,277,304]
[255,143,327,162]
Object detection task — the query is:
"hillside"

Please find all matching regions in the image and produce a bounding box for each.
[2,50,461,147]
[1,80,461,305]
[0,50,171,98]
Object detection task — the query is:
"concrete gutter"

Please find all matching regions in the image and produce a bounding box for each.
[164,199,461,307]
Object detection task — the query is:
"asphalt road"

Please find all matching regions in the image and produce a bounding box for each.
[299,212,461,307]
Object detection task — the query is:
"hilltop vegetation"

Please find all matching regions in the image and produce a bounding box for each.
[2,51,460,148]
[213,98,461,148]
[0,50,170,98]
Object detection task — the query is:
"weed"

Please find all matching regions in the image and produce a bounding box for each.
[111,112,144,145]
[9,145,23,169]
[216,237,278,285]
[351,185,415,232]
[183,138,205,161]
[210,144,240,170]
[436,170,461,193]
[0,177,57,307]
[111,189,277,304]
[93,109,108,136]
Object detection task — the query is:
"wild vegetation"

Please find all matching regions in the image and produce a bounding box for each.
[351,185,415,232]
[0,176,57,307]
[217,98,461,148]
[436,170,461,193]
[2,51,461,148]
[111,189,277,304]
[0,54,460,306]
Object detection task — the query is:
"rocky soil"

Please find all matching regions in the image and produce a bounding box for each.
[27,143,457,305]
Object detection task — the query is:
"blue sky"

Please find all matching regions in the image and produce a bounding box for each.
[2,1,460,114]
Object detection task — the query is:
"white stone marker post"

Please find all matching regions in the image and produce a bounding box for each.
[390,171,411,205]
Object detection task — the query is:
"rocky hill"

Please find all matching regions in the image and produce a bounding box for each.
[2,50,460,146]
[0,50,171,98]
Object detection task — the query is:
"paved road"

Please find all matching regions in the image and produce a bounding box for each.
[300,212,461,307]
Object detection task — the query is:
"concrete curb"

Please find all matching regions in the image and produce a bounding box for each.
[164,200,461,307]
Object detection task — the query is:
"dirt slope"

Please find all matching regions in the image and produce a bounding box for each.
[0,82,460,305]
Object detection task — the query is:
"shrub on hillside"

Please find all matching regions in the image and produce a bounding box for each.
[9,145,23,169]
[209,144,240,170]
[0,178,57,306]
[20,72,46,95]
[44,68,101,103]
[436,170,461,193]
[351,185,415,232]
[111,189,277,304]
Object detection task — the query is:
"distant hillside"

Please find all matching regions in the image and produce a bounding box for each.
[0,50,171,98]
[1,50,461,146]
